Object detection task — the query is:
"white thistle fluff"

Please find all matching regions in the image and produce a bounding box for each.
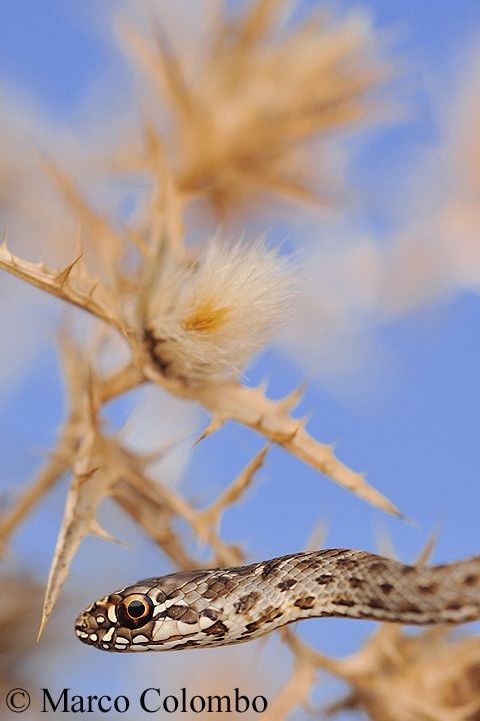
[146,240,292,381]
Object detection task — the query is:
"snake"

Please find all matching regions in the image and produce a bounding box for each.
[75,549,480,652]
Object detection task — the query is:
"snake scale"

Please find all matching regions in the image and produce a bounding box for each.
[75,549,480,652]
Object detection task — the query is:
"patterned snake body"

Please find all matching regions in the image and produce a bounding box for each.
[75,549,480,652]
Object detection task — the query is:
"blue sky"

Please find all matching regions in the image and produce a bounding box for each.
[0,2,479,719]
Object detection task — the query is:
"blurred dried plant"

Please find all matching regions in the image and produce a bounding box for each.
[0,1,479,720]
[0,573,44,710]
[0,0,400,633]
[324,625,480,721]
[122,0,389,216]
[259,617,480,721]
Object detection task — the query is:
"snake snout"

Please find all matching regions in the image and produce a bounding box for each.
[75,612,88,630]
[75,610,98,645]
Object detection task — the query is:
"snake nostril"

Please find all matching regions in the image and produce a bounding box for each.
[75,613,88,630]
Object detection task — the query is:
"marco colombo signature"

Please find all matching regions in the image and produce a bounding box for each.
[33,687,268,714]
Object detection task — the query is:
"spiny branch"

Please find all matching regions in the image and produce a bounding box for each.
[185,377,401,517]
[0,236,400,518]
[0,242,121,330]
[125,468,244,567]
[195,445,269,540]
[0,430,75,552]
[112,479,198,571]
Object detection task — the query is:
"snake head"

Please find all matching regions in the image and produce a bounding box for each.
[75,568,235,652]
[75,584,158,652]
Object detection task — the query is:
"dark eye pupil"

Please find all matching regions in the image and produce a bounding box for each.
[128,600,146,618]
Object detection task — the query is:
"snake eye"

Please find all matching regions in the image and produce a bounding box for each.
[117,593,154,629]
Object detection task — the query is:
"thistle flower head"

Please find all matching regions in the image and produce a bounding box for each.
[145,239,292,381]
[126,0,389,215]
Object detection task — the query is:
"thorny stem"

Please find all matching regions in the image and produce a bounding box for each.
[0,361,143,550]
[0,427,77,551]
[112,480,199,570]
[98,362,145,403]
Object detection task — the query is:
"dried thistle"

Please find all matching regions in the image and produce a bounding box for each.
[0,156,399,518]
[325,626,480,721]
[124,0,389,215]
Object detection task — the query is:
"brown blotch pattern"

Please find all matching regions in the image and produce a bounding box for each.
[316,574,334,585]
[379,582,394,595]
[204,620,229,636]
[166,605,191,620]
[204,576,237,600]
[464,574,478,586]
[233,591,260,614]
[318,550,344,560]
[201,608,219,622]
[294,596,315,610]
[277,578,297,591]
[179,608,199,624]
[150,589,167,606]
[333,598,355,608]
[261,559,281,578]
[349,577,365,589]
[334,558,357,570]
[398,602,421,614]
[295,557,316,571]
[369,562,388,573]
[446,602,462,611]
[244,606,283,633]
[368,597,387,610]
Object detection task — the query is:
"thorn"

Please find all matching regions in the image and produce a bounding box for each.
[192,416,224,447]
[416,527,441,565]
[321,442,337,459]
[278,383,306,412]
[90,521,124,546]
[87,280,99,299]
[374,524,397,559]
[1,227,8,250]
[255,444,270,465]
[55,252,84,287]
[297,413,312,430]
[255,378,269,396]
[305,520,328,552]
[36,618,47,643]
[399,512,418,527]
